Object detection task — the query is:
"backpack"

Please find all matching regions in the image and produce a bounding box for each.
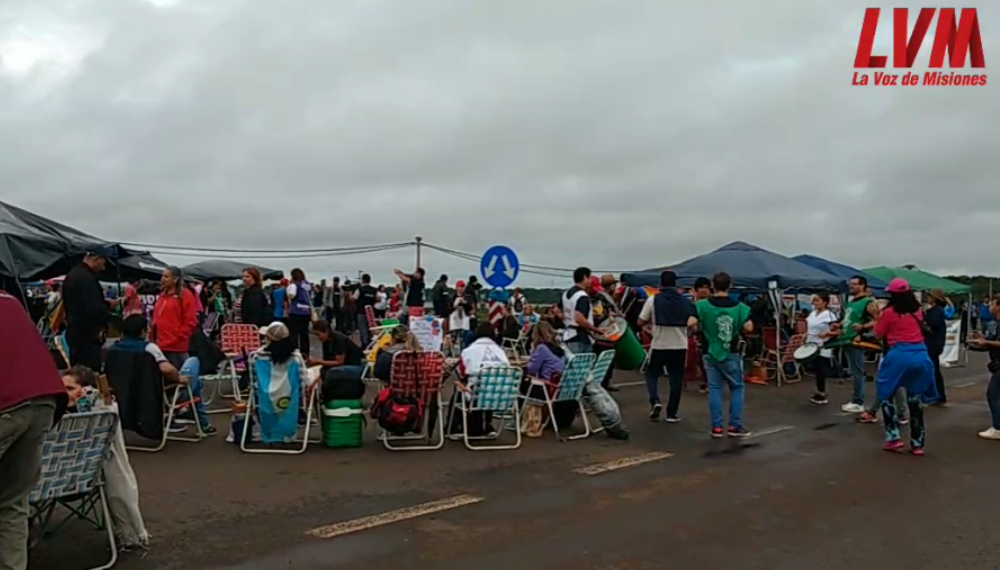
[513,295,524,313]
[370,388,424,435]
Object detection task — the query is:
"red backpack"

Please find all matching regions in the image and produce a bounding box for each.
[370,388,423,435]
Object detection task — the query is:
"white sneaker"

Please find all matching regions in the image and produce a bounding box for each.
[978,427,1000,440]
[841,402,865,413]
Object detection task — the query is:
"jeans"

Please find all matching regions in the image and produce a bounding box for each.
[287,313,312,356]
[844,346,867,405]
[166,353,211,430]
[645,349,687,417]
[987,368,1000,429]
[565,340,593,355]
[357,314,372,347]
[704,353,745,430]
[931,351,946,403]
[0,399,56,570]
[881,391,925,447]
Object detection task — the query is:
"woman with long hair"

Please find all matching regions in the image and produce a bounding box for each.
[285,268,313,356]
[527,321,566,383]
[872,278,936,455]
[151,266,199,367]
[970,295,1000,440]
[805,292,839,405]
[240,267,272,328]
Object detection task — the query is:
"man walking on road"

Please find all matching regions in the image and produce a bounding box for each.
[639,270,698,423]
[0,291,67,570]
[62,247,114,371]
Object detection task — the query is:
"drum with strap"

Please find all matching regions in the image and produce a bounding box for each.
[793,343,820,364]
[595,316,646,370]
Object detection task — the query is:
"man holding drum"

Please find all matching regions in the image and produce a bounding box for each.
[638,270,698,422]
[831,276,881,414]
[561,267,602,354]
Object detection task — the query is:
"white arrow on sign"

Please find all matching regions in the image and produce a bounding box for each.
[484,255,498,279]
[501,255,515,279]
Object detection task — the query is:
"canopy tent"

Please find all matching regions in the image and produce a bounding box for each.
[623,241,847,292]
[0,200,165,282]
[792,254,890,294]
[182,259,283,282]
[861,266,971,294]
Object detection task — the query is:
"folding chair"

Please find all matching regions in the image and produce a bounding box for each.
[522,353,597,441]
[29,410,119,570]
[449,366,523,451]
[381,350,446,451]
[501,329,530,361]
[105,349,205,453]
[201,324,260,411]
[763,332,805,384]
[240,352,321,454]
[53,332,71,371]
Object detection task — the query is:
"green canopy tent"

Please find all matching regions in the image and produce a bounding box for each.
[861,266,970,294]
[863,265,971,367]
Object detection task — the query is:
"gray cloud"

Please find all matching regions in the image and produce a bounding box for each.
[1,0,997,285]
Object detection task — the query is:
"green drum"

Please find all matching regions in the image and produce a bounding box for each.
[598,317,646,371]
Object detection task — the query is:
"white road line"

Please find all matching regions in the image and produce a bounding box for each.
[573,451,675,475]
[612,380,645,387]
[748,425,795,438]
[952,381,979,389]
[306,495,484,539]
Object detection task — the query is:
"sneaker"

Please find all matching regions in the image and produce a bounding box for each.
[727,426,751,438]
[649,403,663,422]
[899,417,909,425]
[841,402,865,413]
[856,411,879,424]
[200,425,218,436]
[809,393,829,405]
[882,439,905,452]
[910,447,925,456]
[710,427,725,439]
[606,427,630,440]
[166,421,187,433]
[664,416,682,423]
[978,427,1000,440]
[698,384,708,394]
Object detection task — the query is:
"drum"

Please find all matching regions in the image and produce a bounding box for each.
[596,318,646,370]
[793,343,820,363]
[852,338,883,352]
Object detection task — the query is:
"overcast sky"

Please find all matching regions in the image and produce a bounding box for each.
[1,0,996,286]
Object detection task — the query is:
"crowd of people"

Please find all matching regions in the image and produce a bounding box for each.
[5,246,1000,570]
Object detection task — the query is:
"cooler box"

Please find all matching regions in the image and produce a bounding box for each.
[321,400,365,448]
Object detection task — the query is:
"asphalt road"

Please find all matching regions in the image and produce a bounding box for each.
[30,354,999,570]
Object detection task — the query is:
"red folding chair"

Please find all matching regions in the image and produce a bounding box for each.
[201,324,261,410]
[380,350,446,451]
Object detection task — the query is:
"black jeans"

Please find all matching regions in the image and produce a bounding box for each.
[286,314,312,356]
[930,350,946,402]
[987,367,1000,429]
[810,356,834,394]
[645,349,687,417]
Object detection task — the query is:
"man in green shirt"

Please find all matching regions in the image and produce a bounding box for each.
[830,275,880,413]
[696,272,753,438]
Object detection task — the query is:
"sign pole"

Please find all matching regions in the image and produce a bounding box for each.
[415,236,423,269]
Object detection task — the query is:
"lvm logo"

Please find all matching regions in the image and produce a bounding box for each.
[852,8,986,87]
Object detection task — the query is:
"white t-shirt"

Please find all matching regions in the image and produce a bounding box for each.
[806,309,837,357]
[449,297,471,332]
[374,291,389,311]
[638,297,689,350]
[145,342,168,363]
[286,283,298,299]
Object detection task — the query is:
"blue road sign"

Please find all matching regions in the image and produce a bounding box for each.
[480,245,519,289]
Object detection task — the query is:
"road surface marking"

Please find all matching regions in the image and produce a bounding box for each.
[613,380,645,387]
[748,425,795,438]
[306,495,484,539]
[952,381,978,389]
[573,451,675,475]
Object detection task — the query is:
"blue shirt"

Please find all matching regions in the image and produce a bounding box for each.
[272,288,286,318]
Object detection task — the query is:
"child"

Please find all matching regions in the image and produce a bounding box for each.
[62,365,98,412]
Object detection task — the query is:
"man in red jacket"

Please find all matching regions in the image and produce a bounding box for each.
[0,290,67,570]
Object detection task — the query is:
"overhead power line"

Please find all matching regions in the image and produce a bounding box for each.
[143,243,412,259]
[121,240,416,254]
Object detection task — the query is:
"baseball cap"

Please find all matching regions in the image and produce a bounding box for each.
[885,278,910,293]
[456,280,466,288]
[259,321,290,342]
[86,245,117,260]
[280,278,289,286]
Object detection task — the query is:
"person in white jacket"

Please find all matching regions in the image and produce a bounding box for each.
[448,323,510,438]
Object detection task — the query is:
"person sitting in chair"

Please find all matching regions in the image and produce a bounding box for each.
[449,323,510,438]
[308,319,365,377]
[111,314,216,434]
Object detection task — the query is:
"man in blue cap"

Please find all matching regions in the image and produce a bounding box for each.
[62,246,115,371]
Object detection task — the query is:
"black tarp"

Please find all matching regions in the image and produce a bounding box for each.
[0,200,166,282]
[182,259,283,282]
[791,254,889,295]
[623,241,847,292]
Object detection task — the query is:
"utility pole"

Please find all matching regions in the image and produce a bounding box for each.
[415,235,423,269]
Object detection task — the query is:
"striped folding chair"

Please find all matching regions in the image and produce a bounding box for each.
[240,352,321,455]
[29,410,119,570]
[523,353,597,441]
[201,323,261,411]
[381,350,446,451]
[449,365,523,451]
[582,350,617,434]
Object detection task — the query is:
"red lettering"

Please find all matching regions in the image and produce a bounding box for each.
[854,8,887,68]
[928,8,986,68]
[893,8,936,68]
[855,8,986,69]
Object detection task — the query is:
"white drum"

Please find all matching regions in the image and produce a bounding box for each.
[793,343,820,363]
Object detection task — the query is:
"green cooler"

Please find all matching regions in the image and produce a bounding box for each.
[321,400,365,448]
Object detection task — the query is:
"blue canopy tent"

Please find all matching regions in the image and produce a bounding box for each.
[791,254,888,296]
[623,241,847,292]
